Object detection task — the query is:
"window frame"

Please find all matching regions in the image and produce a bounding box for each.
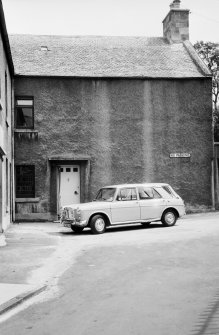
[15,96,34,129]
[16,165,35,198]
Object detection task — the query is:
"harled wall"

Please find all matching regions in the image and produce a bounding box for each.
[14,77,213,221]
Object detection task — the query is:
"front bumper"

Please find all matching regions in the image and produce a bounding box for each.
[61,219,87,228]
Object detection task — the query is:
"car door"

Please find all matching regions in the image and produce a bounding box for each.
[110,187,140,224]
[138,187,164,221]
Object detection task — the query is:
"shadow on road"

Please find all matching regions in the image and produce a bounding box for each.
[55,222,177,237]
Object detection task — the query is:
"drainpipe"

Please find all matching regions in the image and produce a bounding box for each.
[215,145,219,206]
[212,158,215,210]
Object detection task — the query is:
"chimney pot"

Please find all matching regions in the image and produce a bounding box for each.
[170,0,181,9]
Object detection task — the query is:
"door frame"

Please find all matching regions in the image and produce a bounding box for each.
[49,157,91,219]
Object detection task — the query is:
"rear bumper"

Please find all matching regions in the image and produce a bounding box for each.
[178,206,186,217]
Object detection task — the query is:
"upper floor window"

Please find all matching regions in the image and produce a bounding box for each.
[15,97,34,129]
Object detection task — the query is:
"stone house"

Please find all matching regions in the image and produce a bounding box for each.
[0,0,14,239]
[9,0,213,221]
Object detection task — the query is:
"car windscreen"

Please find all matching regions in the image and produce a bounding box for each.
[95,188,116,201]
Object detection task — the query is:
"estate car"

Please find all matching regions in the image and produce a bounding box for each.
[60,183,186,234]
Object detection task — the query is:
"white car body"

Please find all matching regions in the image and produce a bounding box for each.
[61,183,186,234]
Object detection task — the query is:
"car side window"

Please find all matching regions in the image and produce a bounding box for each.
[117,188,137,201]
[138,187,161,200]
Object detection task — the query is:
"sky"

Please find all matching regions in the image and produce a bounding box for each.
[2,0,219,44]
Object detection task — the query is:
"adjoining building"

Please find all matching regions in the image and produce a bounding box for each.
[0,0,14,239]
[9,0,213,222]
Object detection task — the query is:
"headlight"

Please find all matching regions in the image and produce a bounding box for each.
[76,207,81,215]
[69,208,74,219]
[75,207,81,220]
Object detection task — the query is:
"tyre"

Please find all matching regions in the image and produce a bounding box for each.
[71,226,84,233]
[141,222,151,227]
[90,215,106,234]
[161,210,177,227]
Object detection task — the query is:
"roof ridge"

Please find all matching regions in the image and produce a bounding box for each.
[9,33,164,39]
[183,40,212,77]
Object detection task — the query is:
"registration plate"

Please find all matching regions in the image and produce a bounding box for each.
[63,222,71,228]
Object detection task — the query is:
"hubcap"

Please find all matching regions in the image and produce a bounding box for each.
[95,218,105,231]
[165,212,175,225]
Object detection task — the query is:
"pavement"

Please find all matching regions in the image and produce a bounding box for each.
[0,221,61,316]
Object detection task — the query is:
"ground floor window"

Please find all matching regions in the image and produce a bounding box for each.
[16,165,35,198]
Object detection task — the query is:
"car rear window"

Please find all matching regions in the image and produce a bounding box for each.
[155,186,178,199]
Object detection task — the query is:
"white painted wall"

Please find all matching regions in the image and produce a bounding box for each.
[0,27,13,232]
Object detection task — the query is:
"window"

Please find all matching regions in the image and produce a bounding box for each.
[138,187,161,200]
[162,185,175,198]
[16,165,35,198]
[117,188,137,201]
[15,97,34,129]
[95,188,116,202]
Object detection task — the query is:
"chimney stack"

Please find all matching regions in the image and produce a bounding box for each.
[163,0,190,43]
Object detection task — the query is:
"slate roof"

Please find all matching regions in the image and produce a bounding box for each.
[9,34,211,78]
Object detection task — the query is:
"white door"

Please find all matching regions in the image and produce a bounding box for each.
[59,165,80,208]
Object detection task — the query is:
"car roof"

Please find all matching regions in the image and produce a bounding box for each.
[102,183,170,188]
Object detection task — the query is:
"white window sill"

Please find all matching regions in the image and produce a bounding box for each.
[14,129,38,133]
[16,198,40,203]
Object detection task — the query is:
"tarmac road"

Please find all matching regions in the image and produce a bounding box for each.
[1,212,219,335]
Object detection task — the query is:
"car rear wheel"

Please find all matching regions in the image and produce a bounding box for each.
[161,210,177,227]
[71,226,84,233]
[90,215,106,234]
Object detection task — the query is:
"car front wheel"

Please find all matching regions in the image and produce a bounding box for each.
[161,210,177,227]
[90,215,106,234]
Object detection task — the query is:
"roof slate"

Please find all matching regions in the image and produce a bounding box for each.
[9,34,211,78]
